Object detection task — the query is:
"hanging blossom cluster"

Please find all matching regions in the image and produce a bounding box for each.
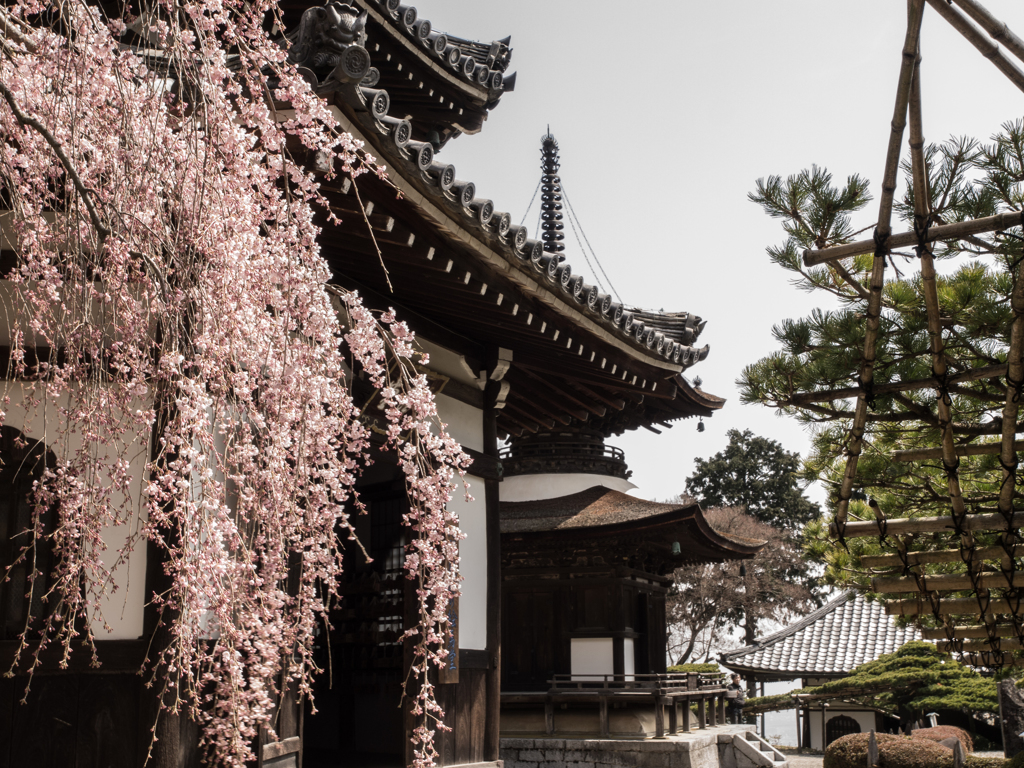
[0,1,468,766]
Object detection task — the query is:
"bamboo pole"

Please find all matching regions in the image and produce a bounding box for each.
[939,638,1024,652]
[952,0,1024,65]
[885,596,1023,616]
[921,624,1023,640]
[834,0,926,534]
[873,571,1024,594]
[997,238,1024,522]
[925,0,1024,93]
[907,52,969,524]
[831,511,1024,538]
[788,363,1007,405]
[860,544,1024,568]
[892,440,1024,462]
[803,211,1024,266]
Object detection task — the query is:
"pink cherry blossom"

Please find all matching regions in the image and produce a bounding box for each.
[0,2,468,765]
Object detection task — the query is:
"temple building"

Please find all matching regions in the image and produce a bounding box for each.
[0,2,759,767]
[720,592,920,750]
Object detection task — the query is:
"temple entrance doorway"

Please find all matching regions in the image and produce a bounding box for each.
[304,480,410,768]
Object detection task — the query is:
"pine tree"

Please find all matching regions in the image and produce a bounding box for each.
[741,125,1024,607]
[745,641,997,733]
[685,428,821,530]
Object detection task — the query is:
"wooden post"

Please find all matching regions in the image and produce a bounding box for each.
[668,699,678,734]
[545,697,554,735]
[709,695,718,727]
[953,740,965,768]
[719,694,727,725]
[697,698,707,730]
[483,373,502,761]
[655,696,665,738]
[599,696,609,737]
[868,730,879,767]
[682,698,691,732]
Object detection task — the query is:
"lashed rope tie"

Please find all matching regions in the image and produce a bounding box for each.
[870,498,887,543]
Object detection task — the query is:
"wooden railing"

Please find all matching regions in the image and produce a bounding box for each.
[501,672,730,739]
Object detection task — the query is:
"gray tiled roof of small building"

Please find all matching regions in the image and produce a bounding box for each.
[720,591,921,676]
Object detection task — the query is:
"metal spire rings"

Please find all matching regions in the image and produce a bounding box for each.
[540,127,565,257]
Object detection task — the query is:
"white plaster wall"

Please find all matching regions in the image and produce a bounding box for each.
[417,337,480,387]
[2,385,149,640]
[434,393,483,453]
[453,473,487,650]
[807,709,877,751]
[623,637,635,679]
[570,637,614,679]
[500,472,636,502]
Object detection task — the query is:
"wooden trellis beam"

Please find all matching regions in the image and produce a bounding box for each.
[907,49,970,524]
[834,0,926,534]
[885,596,1024,616]
[803,211,1024,266]
[787,363,1007,405]
[924,0,1024,93]
[921,624,1023,640]
[892,440,1024,462]
[872,571,1024,594]
[831,511,1024,538]
[859,544,1024,568]
[951,0,1024,64]
[938,638,1024,651]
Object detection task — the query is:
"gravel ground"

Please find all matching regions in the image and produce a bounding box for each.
[779,752,823,767]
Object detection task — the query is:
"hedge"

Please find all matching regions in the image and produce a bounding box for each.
[824,733,954,768]
[911,725,973,753]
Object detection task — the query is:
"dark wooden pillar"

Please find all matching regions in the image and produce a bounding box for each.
[483,374,502,761]
[143,394,187,768]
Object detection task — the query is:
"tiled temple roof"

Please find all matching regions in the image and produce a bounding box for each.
[279,3,712,371]
[720,592,922,679]
[500,487,764,571]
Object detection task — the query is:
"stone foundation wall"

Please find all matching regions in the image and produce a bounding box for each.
[499,733,738,768]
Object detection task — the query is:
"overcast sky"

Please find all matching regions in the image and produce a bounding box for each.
[412,0,1024,504]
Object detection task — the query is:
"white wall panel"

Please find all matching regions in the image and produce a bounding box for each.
[453,473,488,650]
[1,386,149,640]
[434,393,483,453]
[571,637,614,679]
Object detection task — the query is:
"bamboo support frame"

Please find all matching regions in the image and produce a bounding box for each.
[831,511,1024,538]
[939,638,1024,652]
[952,0,1024,64]
[803,211,1024,266]
[924,0,1024,93]
[885,596,1024,616]
[921,624,1023,640]
[787,363,1007,406]
[859,544,1024,568]
[908,51,969,524]
[787,0,1024,662]
[872,571,1024,594]
[892,440,1024,462]
[997,243,1024,519]
[834,0,926,533]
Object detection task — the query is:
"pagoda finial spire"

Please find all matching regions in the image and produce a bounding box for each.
[539,130,565,256]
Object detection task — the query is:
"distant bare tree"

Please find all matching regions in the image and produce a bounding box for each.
[668,507,818,666]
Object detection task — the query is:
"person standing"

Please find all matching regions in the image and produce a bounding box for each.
[725,673,746,724]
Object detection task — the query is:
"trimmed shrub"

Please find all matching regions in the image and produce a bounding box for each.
[667,663,721,674]
[965,757,1008,768]
[824,733,954,768]
[912,725,974,753]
